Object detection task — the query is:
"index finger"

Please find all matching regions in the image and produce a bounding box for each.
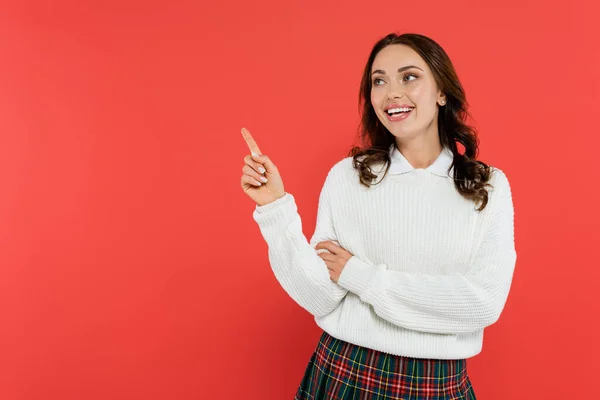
[241,127,262,155]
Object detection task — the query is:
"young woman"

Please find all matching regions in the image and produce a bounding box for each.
[240,32,516,399]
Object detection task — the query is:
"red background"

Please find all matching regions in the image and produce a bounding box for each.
[1,1,599,399]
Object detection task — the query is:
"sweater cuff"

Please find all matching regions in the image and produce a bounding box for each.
[337,256,377,296]
[252,193,297,242]
[254,192,290,214]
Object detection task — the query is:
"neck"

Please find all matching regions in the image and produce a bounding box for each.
[395,135,443,169]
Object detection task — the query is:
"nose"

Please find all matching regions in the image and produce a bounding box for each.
[386,82,404,100]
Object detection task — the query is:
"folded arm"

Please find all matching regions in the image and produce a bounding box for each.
[337,169,517,334]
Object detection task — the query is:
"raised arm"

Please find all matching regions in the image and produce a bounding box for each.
[253,166,348,317]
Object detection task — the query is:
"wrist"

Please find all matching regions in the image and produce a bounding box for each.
[258,192,286,207]
[255,192,288,210]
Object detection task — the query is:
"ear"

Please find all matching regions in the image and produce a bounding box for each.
[438,94,446,106]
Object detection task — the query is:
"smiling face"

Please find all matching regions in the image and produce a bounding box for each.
[370,44,446,142]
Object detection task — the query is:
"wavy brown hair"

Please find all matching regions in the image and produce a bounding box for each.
[350,33,493,211]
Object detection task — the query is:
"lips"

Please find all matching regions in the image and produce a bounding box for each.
[385,108,413,122]
[384,104,414,122]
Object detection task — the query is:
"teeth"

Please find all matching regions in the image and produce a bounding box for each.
[387,107,413,114]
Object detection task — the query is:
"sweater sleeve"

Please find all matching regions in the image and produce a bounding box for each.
[337,169,517,334]
[252,166,348,317]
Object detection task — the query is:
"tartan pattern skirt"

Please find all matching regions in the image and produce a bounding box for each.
[295,331,476,400]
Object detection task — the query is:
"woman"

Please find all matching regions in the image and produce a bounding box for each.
[240,32,516,399]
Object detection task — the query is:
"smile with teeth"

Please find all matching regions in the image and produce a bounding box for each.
[386,107,414,115]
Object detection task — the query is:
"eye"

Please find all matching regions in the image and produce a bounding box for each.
[372,77,385,86]
[403,73,418,82]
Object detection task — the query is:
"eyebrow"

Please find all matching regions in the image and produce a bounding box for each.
[371,65,424,76]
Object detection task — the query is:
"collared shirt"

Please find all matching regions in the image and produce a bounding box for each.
[388,143,454,178]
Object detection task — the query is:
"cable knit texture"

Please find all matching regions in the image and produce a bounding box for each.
[252,144,517,360]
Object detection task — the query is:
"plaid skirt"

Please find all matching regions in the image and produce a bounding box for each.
[295,331,476,400]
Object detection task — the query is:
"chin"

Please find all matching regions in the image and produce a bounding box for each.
[386,126,414,139]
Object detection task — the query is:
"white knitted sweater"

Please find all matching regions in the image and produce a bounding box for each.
[252,144,517,359]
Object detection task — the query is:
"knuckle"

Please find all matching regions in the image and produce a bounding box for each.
[243,165,257,176]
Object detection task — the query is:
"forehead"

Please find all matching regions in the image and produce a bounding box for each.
[371,44,427,72]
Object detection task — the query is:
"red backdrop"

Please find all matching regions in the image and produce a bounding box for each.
[1,1,599,399]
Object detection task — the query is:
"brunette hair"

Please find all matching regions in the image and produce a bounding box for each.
[350,33,493,211]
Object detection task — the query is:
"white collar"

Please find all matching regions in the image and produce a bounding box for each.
[388,144,454,178]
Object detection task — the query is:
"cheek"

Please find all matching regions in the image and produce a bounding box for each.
[409,86,438,113]
[407,85,423,100]
[412,82,439,104]
[370,90,385,114]
[370,91,378,107]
